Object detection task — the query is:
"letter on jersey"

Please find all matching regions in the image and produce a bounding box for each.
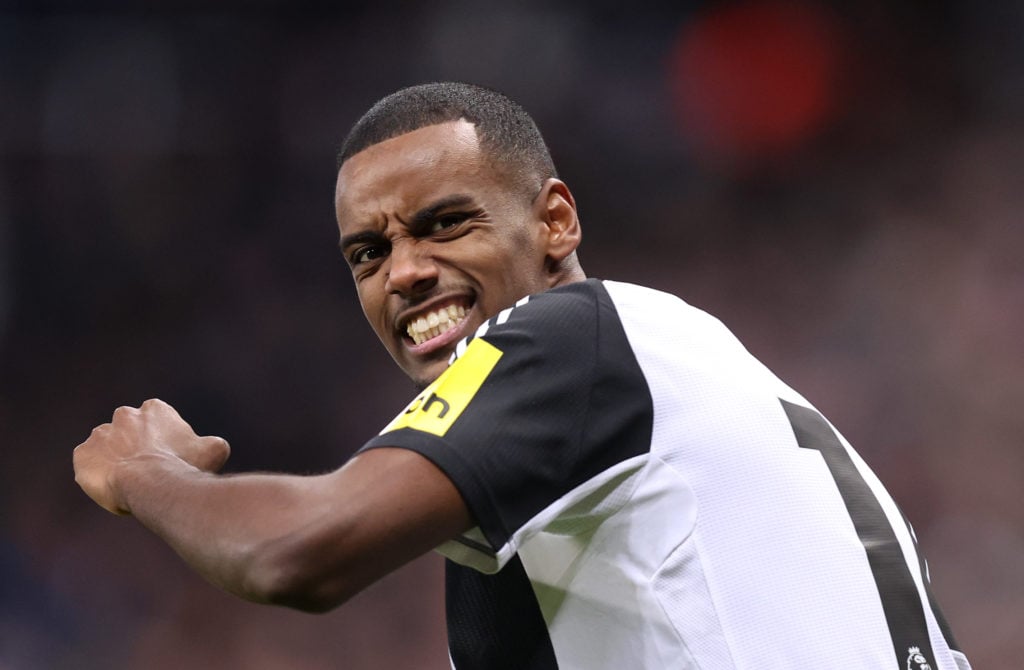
[381,339,503,437]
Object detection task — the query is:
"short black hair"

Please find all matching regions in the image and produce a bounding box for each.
[337,82,557,195]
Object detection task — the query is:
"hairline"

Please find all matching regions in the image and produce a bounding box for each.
[338,118,544,201]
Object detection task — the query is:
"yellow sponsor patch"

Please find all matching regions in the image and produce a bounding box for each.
[381,338,503,437]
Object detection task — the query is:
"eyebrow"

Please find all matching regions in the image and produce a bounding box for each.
[339,194,478,253]
[407,194,477,230]
[338,230,384,254]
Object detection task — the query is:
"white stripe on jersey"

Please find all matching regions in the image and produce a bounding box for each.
[452,296,533,363]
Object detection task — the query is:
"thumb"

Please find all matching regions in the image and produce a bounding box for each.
[194,435,231,473]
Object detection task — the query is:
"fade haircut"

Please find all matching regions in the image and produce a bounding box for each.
[337,82,557,198]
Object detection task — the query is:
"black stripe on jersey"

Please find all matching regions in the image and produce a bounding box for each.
[447,557,558,670]
[898,510,964,654]
[481,282,653,547]
[781,400,938,669]
[452,534,496,557]
[362,280,654,553]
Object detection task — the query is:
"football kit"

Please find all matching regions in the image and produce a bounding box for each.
[360,279,971,670]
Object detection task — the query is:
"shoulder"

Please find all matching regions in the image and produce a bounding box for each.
[449,278,609,362]
[489,278,608,325]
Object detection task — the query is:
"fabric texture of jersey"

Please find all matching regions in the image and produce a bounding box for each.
[359,279,971,670]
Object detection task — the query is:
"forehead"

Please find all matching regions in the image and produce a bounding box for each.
[335,120,493,225]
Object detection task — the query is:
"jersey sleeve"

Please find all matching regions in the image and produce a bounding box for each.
[358,280,654,572]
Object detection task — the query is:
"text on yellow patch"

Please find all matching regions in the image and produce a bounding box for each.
[381,338,503,437]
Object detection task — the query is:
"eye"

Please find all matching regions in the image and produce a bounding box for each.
[429,212,469,233]
[351,244,388,265]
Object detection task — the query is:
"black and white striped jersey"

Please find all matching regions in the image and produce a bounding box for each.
[360,279,971,670]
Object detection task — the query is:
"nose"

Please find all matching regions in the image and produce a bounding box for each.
[385,239,438,297]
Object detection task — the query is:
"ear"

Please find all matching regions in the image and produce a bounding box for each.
[534,178,582,266]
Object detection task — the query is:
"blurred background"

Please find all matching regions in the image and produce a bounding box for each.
[1,0,1021,667]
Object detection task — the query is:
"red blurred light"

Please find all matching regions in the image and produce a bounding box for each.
[669,0,844,164]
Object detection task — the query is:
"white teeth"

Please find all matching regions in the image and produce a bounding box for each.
[405,305,468,345]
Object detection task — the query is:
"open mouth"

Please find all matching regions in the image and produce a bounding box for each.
[404,303,469,346]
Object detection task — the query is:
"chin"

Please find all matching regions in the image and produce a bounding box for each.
[406,364,444,392]
[410,373,435,392]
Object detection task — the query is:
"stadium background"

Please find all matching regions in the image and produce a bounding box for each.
[1,0,1021,667]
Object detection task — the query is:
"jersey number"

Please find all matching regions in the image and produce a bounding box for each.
[780,399,951,667]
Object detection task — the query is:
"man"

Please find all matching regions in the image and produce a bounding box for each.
[74,82,971,669]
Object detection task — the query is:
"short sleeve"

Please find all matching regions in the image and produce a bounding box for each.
[358,280,653,569]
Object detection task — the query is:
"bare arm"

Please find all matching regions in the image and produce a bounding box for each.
[73,399,472,612]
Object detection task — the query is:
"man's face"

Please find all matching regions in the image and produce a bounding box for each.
[335,120,553,387]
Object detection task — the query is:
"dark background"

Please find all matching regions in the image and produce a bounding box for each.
[1,0,1021,667]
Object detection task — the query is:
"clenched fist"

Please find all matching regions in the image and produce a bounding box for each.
[74,399,230,515]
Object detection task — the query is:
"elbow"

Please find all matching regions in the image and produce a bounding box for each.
[240,538,363,613]
[266,584,351,614]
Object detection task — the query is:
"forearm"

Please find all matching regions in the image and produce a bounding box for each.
[74,401,470,612]
[113,447,469,612]
[119,454,355,609]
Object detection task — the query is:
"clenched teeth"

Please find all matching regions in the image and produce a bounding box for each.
[406,304,467,345]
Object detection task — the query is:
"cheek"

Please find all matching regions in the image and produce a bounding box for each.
[357,284,389,336]
[497,229,546,288]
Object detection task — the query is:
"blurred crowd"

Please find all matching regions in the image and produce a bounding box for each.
[1,1,1021,668]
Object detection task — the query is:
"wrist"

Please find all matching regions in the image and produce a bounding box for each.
[116,452,204,516]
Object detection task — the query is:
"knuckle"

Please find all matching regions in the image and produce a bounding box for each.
[112,405,135,419]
